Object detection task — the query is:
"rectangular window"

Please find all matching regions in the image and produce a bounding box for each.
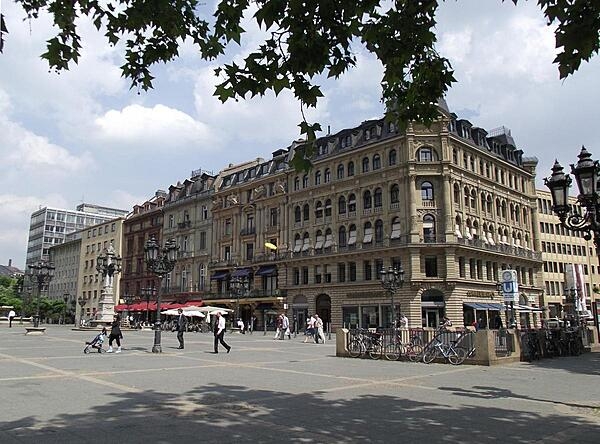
[338,263,346,283]
[246,243,254,260]
[302,267,309,285]
[315,265,322,284]
[458,257,465,278]
[349,262,356,282]
[425,257,438,277]
[199,231,207,250]
[364,261,372,281]
[293,268,300,285]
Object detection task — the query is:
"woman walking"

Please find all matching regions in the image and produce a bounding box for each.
[107,315,123,353]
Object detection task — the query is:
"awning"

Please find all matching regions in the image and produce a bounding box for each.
[463,302,504,310]
[513,304,543,313]
[231,268,252,278]
[211,270,229,280]
[256,265,277,276]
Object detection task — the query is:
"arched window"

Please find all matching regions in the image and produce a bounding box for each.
[480,193,486,211]
[325,199,332,218]
[373,154,381,170]
[390,184,400,204]
[375,219,384,243]
[294,206,301,223]
[348,194,357,212]
[464,187,470,207]
[303,204,310,221]
[496,198,501,216]
[338,196,347,214]
[470,189,476,208]
[324,168,331,183]
[421,182,434,201]
[388,149,397,166]
[391,217,401,239]
[294,176,300,191]
[423,214,436,242]
[337,164,344,179]
[348,161,355,176]
[315,170,322,185]
[315,201,323,219]
[418,147,434,162]
[362,157,370,173]
[363,221,373,244]
[523,208,529,225]
[293,233,302,253]
[515,205,520,223]
[363,190,372,209]
[452,148,458,164]
[486,195,492,213]
[501,201,507,218]
[338,226,347,247]
[374,188,383,208]
[453,183,461,203]
[302,174,309,188]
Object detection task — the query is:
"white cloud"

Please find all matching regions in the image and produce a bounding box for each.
[438,28,473,65]
[93,104,216,151]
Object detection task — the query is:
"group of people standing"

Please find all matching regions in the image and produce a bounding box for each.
[304,313,326,344]
[273,313,291,340]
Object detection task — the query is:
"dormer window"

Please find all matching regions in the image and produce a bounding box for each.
[365,128,371,140]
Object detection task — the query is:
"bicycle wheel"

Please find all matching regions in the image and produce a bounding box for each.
[384,343,403,361]
[347,338,363,358]
[422,346,439,364]
[407,344,423,362]
[448,346,467,365]
[368,342,383,360]
[83,346,90,354]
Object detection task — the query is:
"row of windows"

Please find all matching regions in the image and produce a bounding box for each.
[457,258,534,285]
[538,198,583,216]
[543,261,592,275]
[539,221,586,238]
[541,241,588,257]
[451,147,527,192]
[87,223,117,238]
[85,239,115,254]
[544,280,594,296]
[166,207,210,228]
[453,184,530,224]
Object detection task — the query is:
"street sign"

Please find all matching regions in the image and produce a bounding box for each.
[501,270,519,303]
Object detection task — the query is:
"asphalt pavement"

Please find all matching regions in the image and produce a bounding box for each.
[0,325,599,443]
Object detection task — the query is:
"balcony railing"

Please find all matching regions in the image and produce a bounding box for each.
[240,227,256,236]
[177,220,191,229]
[457,237,542,260]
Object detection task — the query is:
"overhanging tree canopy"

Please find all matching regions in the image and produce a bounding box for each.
[4,0,600,168]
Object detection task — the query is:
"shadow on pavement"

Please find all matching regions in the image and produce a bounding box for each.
[1,383,598,444]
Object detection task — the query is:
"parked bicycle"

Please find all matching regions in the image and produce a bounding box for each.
[422,334,467,365]
[347,329,385,359]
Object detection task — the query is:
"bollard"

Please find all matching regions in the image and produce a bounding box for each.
[328,322,332,340]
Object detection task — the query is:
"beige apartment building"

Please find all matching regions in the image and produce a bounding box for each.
[76,218,124,325]
[277,102,543,330]
[537,189,599,319]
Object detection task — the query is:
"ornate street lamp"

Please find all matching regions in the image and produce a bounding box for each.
[63,292,70,325]
[545,147,600,260]
[28,261,55,328]
[380,265,405,328]
[144,236,178,353]
[140,287,154,325]
[230,274,249,321]
[96,242,122,323]
[78,296,87,326]
[563,286,582,327]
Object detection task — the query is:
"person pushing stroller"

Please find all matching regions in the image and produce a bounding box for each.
[84,327,107,354]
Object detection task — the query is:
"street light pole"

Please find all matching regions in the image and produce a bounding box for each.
[230,275,249,322]
[564,286,581,327]
[63,292,70,325]
[380,265,405,328]
[78,296,87,326]
[28,261,55,328]
[144,236,178,353]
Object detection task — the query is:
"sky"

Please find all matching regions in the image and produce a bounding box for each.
[1,0,599,269]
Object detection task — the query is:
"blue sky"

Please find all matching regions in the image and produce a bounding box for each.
[1,0,599,268]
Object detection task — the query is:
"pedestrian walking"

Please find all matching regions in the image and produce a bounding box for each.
[213,312,231,354]
[176,308,187,349]
[8,309,16,328]
[273,314,283,340]
[282,313,291,339]
[248,315,255,334]
[314,314,325,344]
[107,315,123,353]
[237,318,245,334]
[304,314,315,343]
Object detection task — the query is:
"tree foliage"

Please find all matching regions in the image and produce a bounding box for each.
[6,0,600,168]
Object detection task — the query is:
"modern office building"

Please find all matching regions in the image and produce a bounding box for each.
[47,236,81,316]
[25,203,128,267]
[536,188,599,319]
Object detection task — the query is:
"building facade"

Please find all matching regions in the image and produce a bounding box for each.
[26,203,128,267]
[76,218,124,325]
[277,104,543,330]
[120,191,165,322]
[537,189,599,320]
[47,236,81,321]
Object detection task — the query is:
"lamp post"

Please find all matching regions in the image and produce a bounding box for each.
[141,286,154,325]
[563,286,582,327]
[63,292,70,325]
[144,236,178,353]
[380,265,405,328]
[78,296,87,326]
[28,261,55,328]
[545,147,600,263]
[496,282,517,328]
[230,275,249,321]
[96,242,122,324]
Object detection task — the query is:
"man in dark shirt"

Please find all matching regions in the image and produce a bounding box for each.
[176,308,187,349]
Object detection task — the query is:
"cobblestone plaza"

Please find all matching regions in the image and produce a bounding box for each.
[1,326,599,443]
